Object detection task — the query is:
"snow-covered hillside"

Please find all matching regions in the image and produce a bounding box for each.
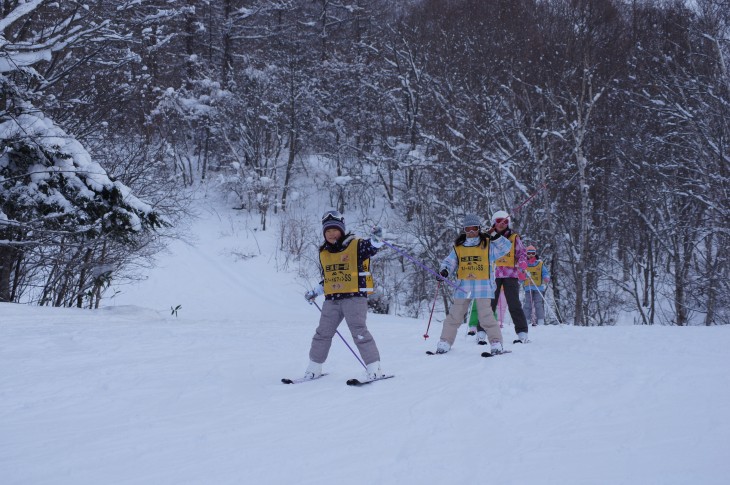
[1,198,728,485]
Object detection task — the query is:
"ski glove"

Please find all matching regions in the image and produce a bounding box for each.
[304,290,318,302]
[439,269,449,278]
[370,226,384,243]
[518,271,527,282]
[519,260,528,271]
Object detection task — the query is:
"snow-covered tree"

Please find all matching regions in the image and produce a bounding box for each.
[1,1,165,305]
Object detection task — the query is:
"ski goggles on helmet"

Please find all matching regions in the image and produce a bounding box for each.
[527,252,536,256]
[321,210,344,224]
[494,217,509,224]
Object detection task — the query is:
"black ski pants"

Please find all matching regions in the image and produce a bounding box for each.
[479,277,528,335]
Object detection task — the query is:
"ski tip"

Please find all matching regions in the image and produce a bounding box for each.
[346,379,362,386]
[426,350,435,355]
[481,352,493,357]
[281,372,329,385]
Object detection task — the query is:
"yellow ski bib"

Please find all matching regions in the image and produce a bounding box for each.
[455,244,490,280]
[524,261,543,287]
[495,233,519,267]
[320,239,373,295]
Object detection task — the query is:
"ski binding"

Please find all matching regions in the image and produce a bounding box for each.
[481,350,513,358]
[346,375,395,386]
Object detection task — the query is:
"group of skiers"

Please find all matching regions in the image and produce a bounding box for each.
[301,209,550,382]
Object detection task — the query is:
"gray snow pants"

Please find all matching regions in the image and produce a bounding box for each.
[440,298,502,346]
[309,297,380,365]
[523,290,545,324]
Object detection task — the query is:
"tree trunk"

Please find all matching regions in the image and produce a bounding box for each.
[221,0,233,86]
[573,150,590,326]
[674,252,687,326]
[280,132,297,213]
[0,248,17,303]
[648,239,656,325]
[77,248,93,308]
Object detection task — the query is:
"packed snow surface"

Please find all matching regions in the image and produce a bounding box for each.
[2,201,728,485]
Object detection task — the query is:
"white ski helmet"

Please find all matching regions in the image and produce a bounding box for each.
[490,210,511,228]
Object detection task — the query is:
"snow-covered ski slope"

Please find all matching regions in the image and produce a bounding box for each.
[2,198,729,485]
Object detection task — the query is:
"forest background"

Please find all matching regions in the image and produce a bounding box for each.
[1,0,728,326]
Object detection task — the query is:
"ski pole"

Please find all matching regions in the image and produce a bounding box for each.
[311,300,367,369]
[493,187,545,234]
[381,239,467,294]
[423,280,441,340]
[541,289,561,325]
[511,182,547,215]
[548,290,565,325]
[497,291,506,328]
[510,171,579,215]
[521,287,535,326]
[526,272,562,325]
[463,298,476,341]
[525,272,545,319]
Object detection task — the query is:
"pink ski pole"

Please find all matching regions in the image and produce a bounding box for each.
[423,281,442,340]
